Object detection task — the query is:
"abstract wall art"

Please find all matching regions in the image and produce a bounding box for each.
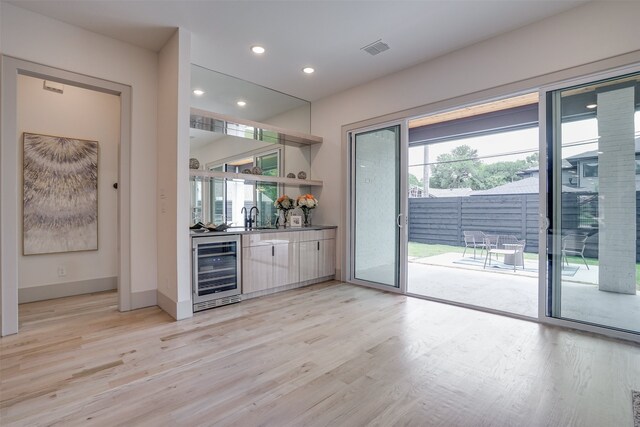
[23,133,99,255]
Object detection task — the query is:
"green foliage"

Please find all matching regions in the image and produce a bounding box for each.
[408,173,423,188]
[429,145,539,190]
[429,145,480,189]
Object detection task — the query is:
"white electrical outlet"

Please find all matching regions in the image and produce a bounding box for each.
[57,265,67,277]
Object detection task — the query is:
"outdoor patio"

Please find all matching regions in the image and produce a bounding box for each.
[408,250,640,332]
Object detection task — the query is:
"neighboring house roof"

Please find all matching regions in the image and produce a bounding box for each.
[566,137,640,161]
[426,187,473,197]
[471,177,540,195]
[470,176,590,195]
[516,159,573,176]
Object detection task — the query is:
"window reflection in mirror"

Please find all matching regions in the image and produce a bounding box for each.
[189,64,312,228]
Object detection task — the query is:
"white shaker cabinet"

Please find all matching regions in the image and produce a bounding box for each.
[242,245,273,293]
[242,233,300,294]
[299,229,336,282]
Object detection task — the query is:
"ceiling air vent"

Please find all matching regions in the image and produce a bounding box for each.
[361,39,390,56]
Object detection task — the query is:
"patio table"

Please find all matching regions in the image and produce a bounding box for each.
[502,243,524,266]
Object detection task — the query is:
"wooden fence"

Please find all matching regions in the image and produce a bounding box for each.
[408,192,640,260]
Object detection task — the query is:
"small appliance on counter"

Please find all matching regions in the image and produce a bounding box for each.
[192,234,241,312]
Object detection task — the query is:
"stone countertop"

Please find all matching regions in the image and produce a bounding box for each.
[190,225,337,237]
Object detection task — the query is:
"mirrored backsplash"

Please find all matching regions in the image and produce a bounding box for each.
[190,64,310,132]
[189,64,315,227]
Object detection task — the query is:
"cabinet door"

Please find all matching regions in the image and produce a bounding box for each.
[319,239,336,278]
[299,240,319,282]
[242,245,273,294]
[273,242,299,288]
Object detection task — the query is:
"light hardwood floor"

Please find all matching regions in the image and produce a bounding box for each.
[1,282,639,426]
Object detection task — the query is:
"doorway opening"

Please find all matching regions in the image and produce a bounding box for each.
[406,93,541,317]
[1,57,132,336]
[16,74,121,326]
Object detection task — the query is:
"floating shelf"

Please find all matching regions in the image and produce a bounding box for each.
[190,170,323,187]
[190,108,323,147]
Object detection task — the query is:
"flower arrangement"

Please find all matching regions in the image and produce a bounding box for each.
[274,195,295,210]
[296,194,318,209]
[296,194,318,225]
[274,195,295,226]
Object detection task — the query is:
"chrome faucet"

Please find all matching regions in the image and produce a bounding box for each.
[241,206,249,228]
[249,206,259,228]
[241,206,259,228]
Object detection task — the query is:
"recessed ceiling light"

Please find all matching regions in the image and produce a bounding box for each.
[586,103,597,109]
[302,67,315,74]
[193,89,205,96]
[237,100,247,107]
[251,46,265,54]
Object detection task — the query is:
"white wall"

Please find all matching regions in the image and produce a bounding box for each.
[0,3,158,295]
[310,1,640,279]
[157,28,192,319]
[17,75,119,290]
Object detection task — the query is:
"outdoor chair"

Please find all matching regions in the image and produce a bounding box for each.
[484,235,526,272]
[562,233,590,270]
[483,234,500,260]
[462,230,487,259]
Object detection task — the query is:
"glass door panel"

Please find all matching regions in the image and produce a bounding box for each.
[549,72,640,334]
[351,125,401,288]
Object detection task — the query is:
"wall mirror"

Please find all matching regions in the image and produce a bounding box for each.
[189,65,317,227]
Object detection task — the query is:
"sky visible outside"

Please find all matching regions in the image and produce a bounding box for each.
[409,112,640,171]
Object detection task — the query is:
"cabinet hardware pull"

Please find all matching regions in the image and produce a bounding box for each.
[272,246,274,256]
[317,241,320,251]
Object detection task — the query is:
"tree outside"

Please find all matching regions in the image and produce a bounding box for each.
[428,145,539,190]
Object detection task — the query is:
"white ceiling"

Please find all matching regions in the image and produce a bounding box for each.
[7,0,588,102]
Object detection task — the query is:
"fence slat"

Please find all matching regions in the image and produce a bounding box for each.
[408,192,638,260]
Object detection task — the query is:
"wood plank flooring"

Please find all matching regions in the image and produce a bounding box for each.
[1,281,639,426]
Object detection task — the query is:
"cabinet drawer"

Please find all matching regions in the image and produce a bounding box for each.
[299,230,322,242]
[242,231,299,247]
[321,229,336,240]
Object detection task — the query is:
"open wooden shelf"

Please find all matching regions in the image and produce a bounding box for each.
[191,108,323,147]
[190,170,323,187]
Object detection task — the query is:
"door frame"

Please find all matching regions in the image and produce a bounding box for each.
[1,56,132,336]
[345,120,408,294]
[538,61,640,342]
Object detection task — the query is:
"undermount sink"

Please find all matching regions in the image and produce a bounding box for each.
[225,226,277,232]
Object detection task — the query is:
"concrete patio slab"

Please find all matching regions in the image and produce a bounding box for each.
[408,255,640,332]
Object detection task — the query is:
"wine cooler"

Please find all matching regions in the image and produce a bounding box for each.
[192,235,242,312]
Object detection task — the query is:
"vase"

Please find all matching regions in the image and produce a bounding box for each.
[277,210,292,227]
[302,208,312,226]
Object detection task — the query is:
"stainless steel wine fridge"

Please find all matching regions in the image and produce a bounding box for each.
[192,234,242,312]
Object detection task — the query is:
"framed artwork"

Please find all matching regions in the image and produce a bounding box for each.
[290,215,302,227]
[23,132,99,255]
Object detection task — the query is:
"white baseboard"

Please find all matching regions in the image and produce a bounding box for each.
[156,290,175,318]
[241,275,335,300]
[18,277,117,303]
[131,289,157,310]
[156,290,192,320]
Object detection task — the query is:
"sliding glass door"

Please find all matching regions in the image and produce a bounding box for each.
[548,71,640,334]
[349,124,406,289]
